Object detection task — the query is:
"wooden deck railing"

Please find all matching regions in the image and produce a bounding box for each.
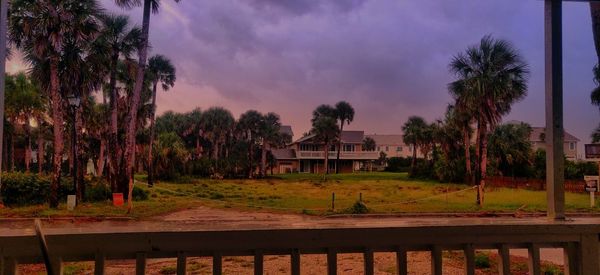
[1,222,600,275]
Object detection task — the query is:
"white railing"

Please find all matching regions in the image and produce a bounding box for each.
[297,151,379,160]
[1,221,599,274]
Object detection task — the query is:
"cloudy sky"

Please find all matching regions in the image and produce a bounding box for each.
[9,0,600,156]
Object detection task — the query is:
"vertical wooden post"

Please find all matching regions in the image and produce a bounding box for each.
[563,242,579,275]
[254,250,263,275]
[1,258,17,275]
[363,249,374,275]
[463,245,475,275]
[579,234,600,275]
[431,246,442,275]
[396,247,407,275]
[327,249,337,275]
[176,252,187,275]
[544,0,565,220]
[497,245,511,275]
[527,244,541,275]
[331,193,335,212]
[135,253,146,275]
[0,0,9,189]
[94,253,105,275]
[291,249,300,275]
[213,253,222,275]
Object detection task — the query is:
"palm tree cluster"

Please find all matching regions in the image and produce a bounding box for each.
[150,107,291,179]
[6,0,182,208]
[309,101,355,174]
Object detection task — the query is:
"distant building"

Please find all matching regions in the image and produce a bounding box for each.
[365,134,419,158]
[529,127,580,160]
[272,131,379,174]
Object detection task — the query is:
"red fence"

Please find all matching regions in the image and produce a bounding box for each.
[487,176,588,193]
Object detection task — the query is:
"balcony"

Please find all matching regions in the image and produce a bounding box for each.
[297,151,379,160]
[2,219,599,274]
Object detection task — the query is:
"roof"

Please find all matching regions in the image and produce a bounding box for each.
[530,127,580,142]
[280,125,293,138]
[365,134,406,146]
[293,131,365,144]
[271,148,296,160]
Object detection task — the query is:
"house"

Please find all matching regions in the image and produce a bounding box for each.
[365,134,420,159]
[529,127,580,160]
[272,130,379,173]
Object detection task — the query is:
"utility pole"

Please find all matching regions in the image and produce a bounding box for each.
[0,0,9,206]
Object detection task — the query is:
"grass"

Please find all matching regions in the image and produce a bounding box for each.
[1,172,598,218]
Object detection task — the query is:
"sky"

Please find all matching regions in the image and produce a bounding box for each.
[8,0,600,157]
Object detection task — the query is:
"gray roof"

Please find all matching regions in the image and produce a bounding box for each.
[365,134,406,146]
[280,125,293,138]
[271,148,296,160]
[530,127,580,142]
[293,131,364,144]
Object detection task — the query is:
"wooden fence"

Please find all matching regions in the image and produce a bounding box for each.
[487,176,588,193]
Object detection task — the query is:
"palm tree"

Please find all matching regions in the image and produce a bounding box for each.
[334,101,354,174]
[592,125,600,143]
[449,35,529,205]
[312,116,339,174]
[259,112,289,177]
[115,0,182,211]
[146,55,176,186]
[362,137,376,151]
[201,107,235,161]
[237,110,263,178]
[10,0,102,208]
[446,103,474,183]
[591,3,600,65]
[402,116,427,175]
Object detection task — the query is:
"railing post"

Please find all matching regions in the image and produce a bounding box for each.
[527,244,541,275]
[327,249,337,275]
[135,253,146,275]
[396,247,407,275]
[497,244,510,275]
[579,234,600,275]
[254,250,263,275]
[363,248,374,275]
[1,257,16,275]
[50,257,63,275]
[563,242,579,275]
[94,252,105,275]
[177,252,187,275]
[213,253,222,275]
[463,244,475,275]
[291,249,300,275]
[430,246,442,275]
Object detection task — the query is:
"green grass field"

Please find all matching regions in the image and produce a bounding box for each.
[1,172,596,218]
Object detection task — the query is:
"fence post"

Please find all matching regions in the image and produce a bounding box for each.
[331,193,335,211]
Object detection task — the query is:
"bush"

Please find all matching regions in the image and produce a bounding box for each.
[345,200,369,214]
[434,155,466,183]
[474,253,491,269]
[385,157,412,172]
[132,186,149,201]
[85,180,111,202]
[0,172,71,206]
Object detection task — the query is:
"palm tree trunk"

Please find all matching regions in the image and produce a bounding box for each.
[260,142,267,177]
[49,57,64,208]
[97,137,105,176]
[37,128,44,175]
[324,142,330,174]
[108,52,119,193]
[76,105,85,201]
[335,122,344,174]
[479,125,489,206]
[25,118,31,173]
[474,121,482,205]
[591,3,600,64]
[147,81,158,187]
[463,127,472,184]
[410,142,417,175]
[126,0,152,213]
[9,132,14,172]
[248,138,254,179]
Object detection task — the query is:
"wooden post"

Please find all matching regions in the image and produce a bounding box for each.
[254,250,263,275]
[213,253,222,275]
[327,249,337,275]
[331,193,335,211]
[94,253,105,275]
[579,234,600,275]
[544,0,565,220]
[1,258,17,275]
[176,252,187,275]
[135,253,146,275]
[363,248,374,275]
[396,247,408,275]
[528,244,541,275]
[431,246,442,275]
[463,244,475,275]
[291,249,300,275]
[497,245,511,275]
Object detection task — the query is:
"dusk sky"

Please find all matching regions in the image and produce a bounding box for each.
[9,0,600,156]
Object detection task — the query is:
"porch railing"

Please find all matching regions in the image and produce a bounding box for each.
[297,151,379,160]
[1,221,599,275]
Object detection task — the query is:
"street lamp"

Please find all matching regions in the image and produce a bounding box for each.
[67,93,81,203]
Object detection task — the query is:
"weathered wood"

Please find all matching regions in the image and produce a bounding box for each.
[49,257,62,275]
[497,244,510,275]
[396,247,407,275]
[213,253,222,275]
[363,248,374,275]
[176,252,186,275]
[528,244,541,275]
[1,258,17,275]
[463,244,475,275]
[291,249,300,275]
[563,242,578,275]
[135,253,146,275]
[327,249,336,275]
[431,246,442,275]
[94,252,105,275]
[254,250,263,275]
[579,234,600,275]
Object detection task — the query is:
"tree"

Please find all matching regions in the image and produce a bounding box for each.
[10,0,101,208]
[593,124,600,143]
[590,2,600,65]
[115,0,182,213]
[146,55,176,186]
[97,14,141,193]
[237,110,263,178]
[445,103,474,183]
[311,116,339,174]
[311,104,337,124]
[487,122,533,177]
[449,35,529,206]
[259,112,290,177]
[201,107,235,161]
[334,101,355,174]
[362,137,376,151]
[402,116,427,175]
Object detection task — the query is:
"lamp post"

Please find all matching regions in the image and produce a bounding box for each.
[67,93,81,202]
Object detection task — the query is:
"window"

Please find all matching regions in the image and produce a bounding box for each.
[385,146,389,152]
[343,144,355,151]
[377,146,381,151]
[396,146,402,152]
[570,142,575,150]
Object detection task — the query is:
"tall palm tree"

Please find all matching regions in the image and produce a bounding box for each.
[237,110,262,178]
[446,101,475,183]
[449,35,529,206]
[146,55,176,186]
[114,0,182,211]
[334,101,354,174]
[201,107,235,161]
[312,116,339,174]
[591,3,600,65]
[10,0,102,208]
[259,112,289,177]
[402,116,427,175]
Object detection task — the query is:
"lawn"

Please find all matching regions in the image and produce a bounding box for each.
[0,172,596,218]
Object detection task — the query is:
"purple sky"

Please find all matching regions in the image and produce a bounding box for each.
[9,0,600,157]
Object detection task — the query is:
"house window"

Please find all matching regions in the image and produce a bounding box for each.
[397,146,402,152]
[570,142,575,150]
[385,146,389,152]
[343,144,355,152]
[377,146,381,151]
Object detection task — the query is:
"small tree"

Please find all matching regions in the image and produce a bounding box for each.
[312,116,339,174]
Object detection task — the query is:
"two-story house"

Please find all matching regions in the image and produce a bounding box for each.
[272,131,379,174]
[365,134,422,159]
[530,127,580,160]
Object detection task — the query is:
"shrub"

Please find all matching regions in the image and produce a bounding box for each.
[85,180,111,202]
[0,172,71,206]
[132,186,149,201]
[345,201,369,214]
[474,253,491,269]
[385,157,412,172]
